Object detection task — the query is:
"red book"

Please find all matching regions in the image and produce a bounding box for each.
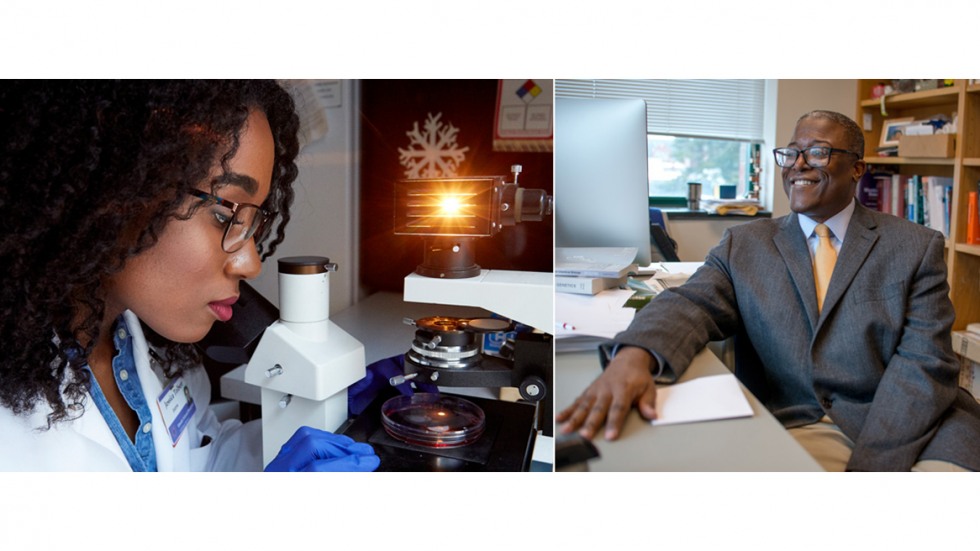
[968,191,980,244]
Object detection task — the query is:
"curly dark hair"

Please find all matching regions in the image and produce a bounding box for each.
[0,80,300,427]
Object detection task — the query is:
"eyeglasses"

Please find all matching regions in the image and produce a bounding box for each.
[772,146,861,168]
[187,190,272,253]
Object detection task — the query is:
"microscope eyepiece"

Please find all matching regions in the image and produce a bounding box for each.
[278,256,338,275]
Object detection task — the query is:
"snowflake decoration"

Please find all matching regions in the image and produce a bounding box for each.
[398,112,470,178]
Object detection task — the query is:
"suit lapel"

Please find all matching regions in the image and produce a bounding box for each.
[818,204,879,328]
[773,213,820,331]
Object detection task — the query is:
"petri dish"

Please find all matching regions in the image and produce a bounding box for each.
[381,393,486,448]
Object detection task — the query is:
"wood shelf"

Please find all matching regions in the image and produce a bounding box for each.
[858,79,979,330]
[864,156,955,166]
[955,243,980,257]
[860,87,960,109]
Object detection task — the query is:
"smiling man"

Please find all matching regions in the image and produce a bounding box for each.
[557,110,980,471]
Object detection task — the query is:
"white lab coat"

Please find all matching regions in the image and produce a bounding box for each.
[0,310,263,471]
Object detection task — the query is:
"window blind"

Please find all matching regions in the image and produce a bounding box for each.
[555,79,766,142]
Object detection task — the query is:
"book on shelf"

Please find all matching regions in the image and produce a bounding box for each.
[876,174,890,215]
[924,177,952,237]
[968,190,980,244]
[857,171,881,211]
[953,330,980,401]
[857,172,911,218]
[917,176,952,237]
[907,174,923,225]
[864,172,950,237]
[555,247,638,279]
[953,330,980,364]
[890,174,908,217]
[555,275,626,295]
[959,358,980,400]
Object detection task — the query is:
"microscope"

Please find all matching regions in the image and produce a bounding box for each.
[199,165,552,470]
[199,256,365,467]
[342,165,554,470]
[248,256,367,466]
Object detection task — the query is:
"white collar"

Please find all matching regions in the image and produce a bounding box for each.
[797,198,855,243]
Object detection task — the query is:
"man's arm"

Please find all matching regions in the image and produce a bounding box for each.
[847,231,959,471]
[557,230,743,440]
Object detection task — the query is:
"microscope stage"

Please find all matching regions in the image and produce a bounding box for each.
[341,390,537,472]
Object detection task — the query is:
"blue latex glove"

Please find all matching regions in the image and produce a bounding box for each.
[348,355,439,416]
[264,426,380,472]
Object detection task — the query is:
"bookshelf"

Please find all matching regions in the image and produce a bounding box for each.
[856,80,980,331]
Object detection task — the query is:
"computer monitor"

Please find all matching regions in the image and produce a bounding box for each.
[555,97,652,267]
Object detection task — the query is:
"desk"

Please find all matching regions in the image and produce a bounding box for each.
[556,349,822,471]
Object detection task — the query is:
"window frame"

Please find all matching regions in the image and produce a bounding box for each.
[555,79,769,206]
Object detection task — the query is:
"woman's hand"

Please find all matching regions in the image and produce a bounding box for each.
[264,426,380,472]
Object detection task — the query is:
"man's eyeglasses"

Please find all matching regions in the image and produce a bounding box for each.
[187,190,272,253]
[772,146,862,168]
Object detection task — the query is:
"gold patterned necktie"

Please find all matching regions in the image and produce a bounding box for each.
[813,223,837,313]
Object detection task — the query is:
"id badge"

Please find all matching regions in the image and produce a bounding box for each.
[156,377,197,447]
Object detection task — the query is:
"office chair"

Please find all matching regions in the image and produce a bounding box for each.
[649,207,680,262]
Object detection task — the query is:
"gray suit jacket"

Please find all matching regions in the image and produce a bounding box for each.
[616,203,980,471]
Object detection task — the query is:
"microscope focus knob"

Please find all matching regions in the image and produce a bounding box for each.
[519,375,547,402]
[421,335,442,350]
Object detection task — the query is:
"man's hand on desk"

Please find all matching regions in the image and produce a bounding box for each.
[556,346,659,441]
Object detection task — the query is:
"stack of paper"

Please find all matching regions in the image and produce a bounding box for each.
[636,261,705,276]
[634,261,703,291]
[555,261,705,352]
[555,275,626,296]
[953,330,980,400]
[556,247,638,278]
[555,289,636,352]
[556,247,638,297]
[700,198,761,216]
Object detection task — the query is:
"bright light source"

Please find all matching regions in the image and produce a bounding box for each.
[393,167,551,278]
[438,195,464,216]
[395,178,496,237]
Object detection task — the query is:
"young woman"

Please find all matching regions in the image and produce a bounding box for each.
[0,80,379,471]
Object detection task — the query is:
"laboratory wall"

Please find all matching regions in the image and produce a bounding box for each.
[251,80,360,315]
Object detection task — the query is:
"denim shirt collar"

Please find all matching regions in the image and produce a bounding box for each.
[85,315,158,472]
